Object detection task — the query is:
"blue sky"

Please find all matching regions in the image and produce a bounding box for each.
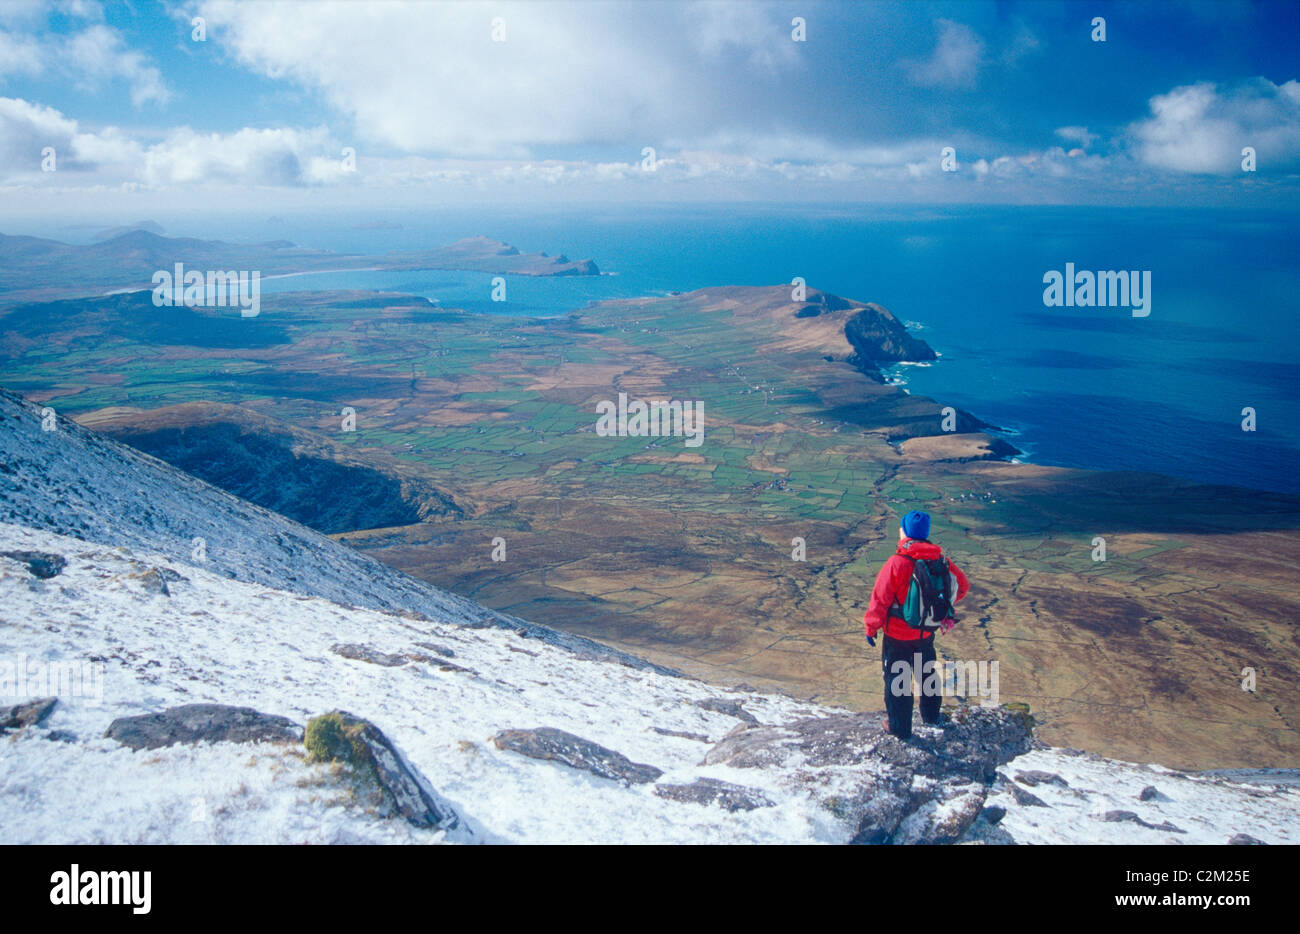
[0,0,1297,215]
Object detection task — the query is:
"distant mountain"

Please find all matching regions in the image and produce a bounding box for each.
[383,236,600,277]
[0,231,600,304]
[91,220,166,242]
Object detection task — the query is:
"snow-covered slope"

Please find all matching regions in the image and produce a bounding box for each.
[0,389,666,672]
[2,389,1296,844]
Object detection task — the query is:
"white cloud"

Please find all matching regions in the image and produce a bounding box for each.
[1055,126,1098,148]
[1131,78,1300,174]
[0,20,168,107]
[0,27,43,77]
[0,97,346,187]
[141,126,344,186]
[688,0,799,71]
[907,19,984,89]
[192,0,801,159]
[62,25,168,106]
[0,96,141,180]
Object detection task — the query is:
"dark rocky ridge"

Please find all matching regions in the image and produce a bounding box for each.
[90,404,462,535]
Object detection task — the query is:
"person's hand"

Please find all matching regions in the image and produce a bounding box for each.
[939,618,956,633]
[866,635,876,647]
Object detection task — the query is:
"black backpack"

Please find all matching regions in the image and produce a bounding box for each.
[889,554,956,632]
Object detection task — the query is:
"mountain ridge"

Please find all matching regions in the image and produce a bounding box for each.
[3,387,1297,843]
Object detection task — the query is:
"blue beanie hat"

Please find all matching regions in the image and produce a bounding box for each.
[901,510,931,540]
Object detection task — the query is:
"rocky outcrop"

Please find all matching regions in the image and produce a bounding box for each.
[1099,810,1186,834]
[331,643,408,667]
[0,551,66,579]
[701,705,1033,844]
[305,711,461,830]
[105,704,303,750]
[492,727,663,784]
[694,697,759,725]
[654,777,774,812]
[1015,769,1068,788]
[844,304,937,365]
[1,697,57,733]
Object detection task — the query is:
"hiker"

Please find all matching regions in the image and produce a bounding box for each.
[864,510,969,739]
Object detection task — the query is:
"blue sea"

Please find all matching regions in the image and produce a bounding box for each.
[54,203,1300,494]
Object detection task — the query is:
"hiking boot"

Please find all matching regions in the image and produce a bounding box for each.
[883,715,913,741]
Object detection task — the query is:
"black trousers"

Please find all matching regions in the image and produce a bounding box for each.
[881,634,942,738]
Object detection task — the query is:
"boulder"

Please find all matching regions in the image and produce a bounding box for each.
[106,703,302,750]
[981,804,1007,825]
[331,643,407,667]
[892,782,987,845]
[654,777,773,812]
[1015,770,1068,788]
[305,710,460,830]
[1009,784,1048,807]
[1,697,57,733]
[694,697,759,725]
[652,726,710,742]
[0,550,66,579]
[493,727,663,784]
[1099,810,1186,834]
[1228,833,1266,845]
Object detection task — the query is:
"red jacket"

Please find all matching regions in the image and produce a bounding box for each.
[865,538,970,641]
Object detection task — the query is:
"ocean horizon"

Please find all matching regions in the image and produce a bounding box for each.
[29,202,1300,495]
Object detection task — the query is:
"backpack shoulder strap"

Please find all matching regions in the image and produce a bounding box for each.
[887,553,918,618]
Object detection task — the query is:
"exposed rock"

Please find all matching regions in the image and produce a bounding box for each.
[414,642,457,658]
[404,652,474,674]
[837,772,914,844]
[981,804,1007,825]
[1015,769,1069,788]
[844,303,936,364]
[694,697,759,725]
[493,727,663,784]
[705,705,1031,782]
[106,703,302,750]
[652,726,710,742]
[1099,810,1186,834]
[305,710,460,830]
[1138,784,1166,802]
[1009,784,1048,807]
[702,704,1033,844]
[654,777,774,812]
[1,550,67,579]
[1,697,57,732]
[892,782,987,845]
[129,567,170,596]
[331,643,407,667]
[1228,833,1266,845]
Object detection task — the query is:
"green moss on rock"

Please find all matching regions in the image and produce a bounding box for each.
[1003,702,1036,733]
[305,711,378,786]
